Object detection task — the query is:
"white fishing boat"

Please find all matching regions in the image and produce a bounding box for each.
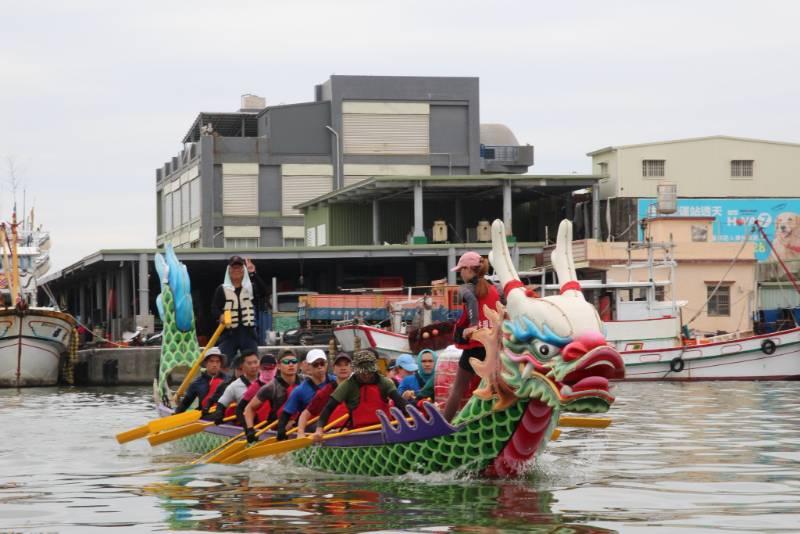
[539,221,800,381]
[0,213,76,387]
[0,308,77,386]
[334,323,411,359]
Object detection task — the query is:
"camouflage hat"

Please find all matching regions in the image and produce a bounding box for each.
[352,350,377,373]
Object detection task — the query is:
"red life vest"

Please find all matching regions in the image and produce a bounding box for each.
[455,284,500,350]
[306,383,350,429]
[200,376,224,410]
[350,383,391,428]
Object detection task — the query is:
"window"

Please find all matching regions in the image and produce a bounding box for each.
[283,237,305,247]
[691,225,708,242]
[189,179,201,220]
[642,160,665,177]
[598,162,608,176]
[707,285,731,316]
[180,183,190,225]
[224,237,258,248]
[172,187,181,228]
[655,286,665,301]
[731,160,753,177]
[164,192,172,233]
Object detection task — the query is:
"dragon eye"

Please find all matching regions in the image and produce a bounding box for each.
[534,341,559,361]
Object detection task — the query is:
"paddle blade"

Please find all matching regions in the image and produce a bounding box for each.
[116,425,150,444]
[148,421,211,446]
[558,416,612,429]
[206,439,247,464]
[227,437,313,464]
[148,411,202,433]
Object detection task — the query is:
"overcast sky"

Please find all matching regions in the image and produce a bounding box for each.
[2,0,799,270]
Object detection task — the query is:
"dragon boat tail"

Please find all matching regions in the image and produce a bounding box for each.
[151,220,624,477]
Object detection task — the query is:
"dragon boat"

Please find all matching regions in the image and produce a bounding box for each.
[152,219,625,477]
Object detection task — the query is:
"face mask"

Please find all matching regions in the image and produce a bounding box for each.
[259,368,277,382]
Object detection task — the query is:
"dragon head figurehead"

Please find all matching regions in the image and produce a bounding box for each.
[470,219,625,416]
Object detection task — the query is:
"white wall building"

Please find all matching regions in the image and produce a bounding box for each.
[588,135,800,200]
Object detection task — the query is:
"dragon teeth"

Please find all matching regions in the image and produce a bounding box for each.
[560,384,573,396]
[521,362,534,379]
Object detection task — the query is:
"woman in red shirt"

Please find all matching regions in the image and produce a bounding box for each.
[442,252,499,422]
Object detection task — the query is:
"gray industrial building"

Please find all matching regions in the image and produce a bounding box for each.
[157,75,533,250]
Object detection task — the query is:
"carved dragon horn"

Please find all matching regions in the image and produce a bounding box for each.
[551,219,583,299]
[489,219,530,305]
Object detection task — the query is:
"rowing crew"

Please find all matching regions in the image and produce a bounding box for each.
[174,347,434,443]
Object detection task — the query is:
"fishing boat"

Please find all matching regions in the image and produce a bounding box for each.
[0,213,77,387]
[334,322,412,359]
[142,220,624,477]
[538,221,800,381]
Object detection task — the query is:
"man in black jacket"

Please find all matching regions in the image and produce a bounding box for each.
[211,256,268,367]
[174,347,227,418]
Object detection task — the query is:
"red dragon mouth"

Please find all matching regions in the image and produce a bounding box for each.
[557,346,625,405]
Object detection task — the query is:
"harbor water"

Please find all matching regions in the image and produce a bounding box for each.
[1,381,799,533]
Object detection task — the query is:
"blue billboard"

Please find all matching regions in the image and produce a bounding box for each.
[637,198,800,262]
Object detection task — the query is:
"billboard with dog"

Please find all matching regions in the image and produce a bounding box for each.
[637,198,800,262]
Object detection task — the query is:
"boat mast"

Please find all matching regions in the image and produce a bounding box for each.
[10,210,20,306]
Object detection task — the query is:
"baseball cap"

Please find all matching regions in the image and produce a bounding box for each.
[396,354,419,372]
[333,352,352,364]
[352,350,378,373]
[451,251,482,272]
[202,347,223,365]
[228,255,245,266]
[305,349,327,364]
[260,354,277,366]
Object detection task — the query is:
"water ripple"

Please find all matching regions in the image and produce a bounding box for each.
[1,382,799,531]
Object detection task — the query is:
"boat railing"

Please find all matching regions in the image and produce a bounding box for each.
[694,330,755,345]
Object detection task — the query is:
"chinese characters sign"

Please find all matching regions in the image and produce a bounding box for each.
[637,198,800,261]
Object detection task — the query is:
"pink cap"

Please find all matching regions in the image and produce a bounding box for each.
[451,251,482,272]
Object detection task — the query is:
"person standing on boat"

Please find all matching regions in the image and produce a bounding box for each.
[442,252,500,422]
[274,349,336,441]
[174,347,227,418]
[243,351,301,443]
[296,352,353,438]
[313,350,408,441]
[211,256,268,368]
[208,350,260,424]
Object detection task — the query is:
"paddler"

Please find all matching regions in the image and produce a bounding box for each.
[274,349,336,441]
[207,350,260,424]
[174,347,227,418]
[313,350,408,442]
[242,350,301,443]
[295,351,352,438]
[234,354,278,426]
[211,255,268,368]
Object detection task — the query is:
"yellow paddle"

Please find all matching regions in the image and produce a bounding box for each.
[147,414,238,446]
[557,416,612,429]
[203,417,286,464]
[116,410,202,444]
[224,414,351,464]
[172,310,231,403]
[191,419,271,465]
[116,312,231,445]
